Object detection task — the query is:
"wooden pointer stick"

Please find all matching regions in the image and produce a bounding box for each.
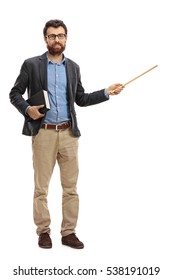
[123,65,158,86]
[110,65,158,94]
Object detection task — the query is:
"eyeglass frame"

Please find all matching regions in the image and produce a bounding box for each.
[45,33,67,40]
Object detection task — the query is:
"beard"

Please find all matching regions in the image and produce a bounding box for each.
[47,42,66,56]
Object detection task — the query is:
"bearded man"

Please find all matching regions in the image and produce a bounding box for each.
[9,19,124,249]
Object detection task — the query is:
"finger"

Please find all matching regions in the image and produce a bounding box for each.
[32,113,45,120]
[111,88,122,95]
[36,104,45,108]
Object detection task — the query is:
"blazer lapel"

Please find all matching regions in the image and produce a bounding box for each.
[39,52,48,90]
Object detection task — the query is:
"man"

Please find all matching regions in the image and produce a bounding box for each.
[9,19,124,249]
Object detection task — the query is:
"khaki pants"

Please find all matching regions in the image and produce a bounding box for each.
[32,127,79,237]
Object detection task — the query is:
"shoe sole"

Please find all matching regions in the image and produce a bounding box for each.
[38,245,52,249]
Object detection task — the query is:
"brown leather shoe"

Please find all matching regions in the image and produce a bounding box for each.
[62,233,84,249]
[38,233,52,249]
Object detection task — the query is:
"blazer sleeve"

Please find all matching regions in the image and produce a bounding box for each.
[9,61,31,116]
[74,66,109,107]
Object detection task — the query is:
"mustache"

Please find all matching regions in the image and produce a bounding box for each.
[53,42,63,47]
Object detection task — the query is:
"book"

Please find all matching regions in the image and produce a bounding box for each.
[26,90,50,114]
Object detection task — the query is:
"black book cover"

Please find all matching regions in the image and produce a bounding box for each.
[26,90,50,114]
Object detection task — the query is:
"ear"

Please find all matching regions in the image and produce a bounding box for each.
[43,36,47,44]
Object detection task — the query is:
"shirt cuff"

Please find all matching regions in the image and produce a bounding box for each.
[25,105,31,115]
[104,89,109,99]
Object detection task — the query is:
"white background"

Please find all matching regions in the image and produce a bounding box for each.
[1,0,172,279]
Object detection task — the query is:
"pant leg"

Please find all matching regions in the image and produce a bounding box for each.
[32,129,58,235]
[57,128,79,237]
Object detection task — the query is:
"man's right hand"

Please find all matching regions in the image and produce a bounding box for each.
[27,105,45,120]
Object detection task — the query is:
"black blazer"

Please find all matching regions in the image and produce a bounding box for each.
[10,52,108,137]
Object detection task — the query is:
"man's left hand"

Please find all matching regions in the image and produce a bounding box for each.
[106,83,125,95]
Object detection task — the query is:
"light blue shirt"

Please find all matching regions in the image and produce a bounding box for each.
[44,56,71,124]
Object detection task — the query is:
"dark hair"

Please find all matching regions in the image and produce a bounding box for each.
[43,19,68,36]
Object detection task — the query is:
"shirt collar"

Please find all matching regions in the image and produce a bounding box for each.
[47,53,66,65]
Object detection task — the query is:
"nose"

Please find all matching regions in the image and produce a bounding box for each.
[55,36,60,42]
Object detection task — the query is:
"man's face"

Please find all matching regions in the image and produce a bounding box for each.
[44,26,67,56]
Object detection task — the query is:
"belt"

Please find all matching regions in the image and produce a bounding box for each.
[41,121,71,130]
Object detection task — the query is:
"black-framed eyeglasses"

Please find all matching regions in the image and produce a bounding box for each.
[46,33,67,40]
